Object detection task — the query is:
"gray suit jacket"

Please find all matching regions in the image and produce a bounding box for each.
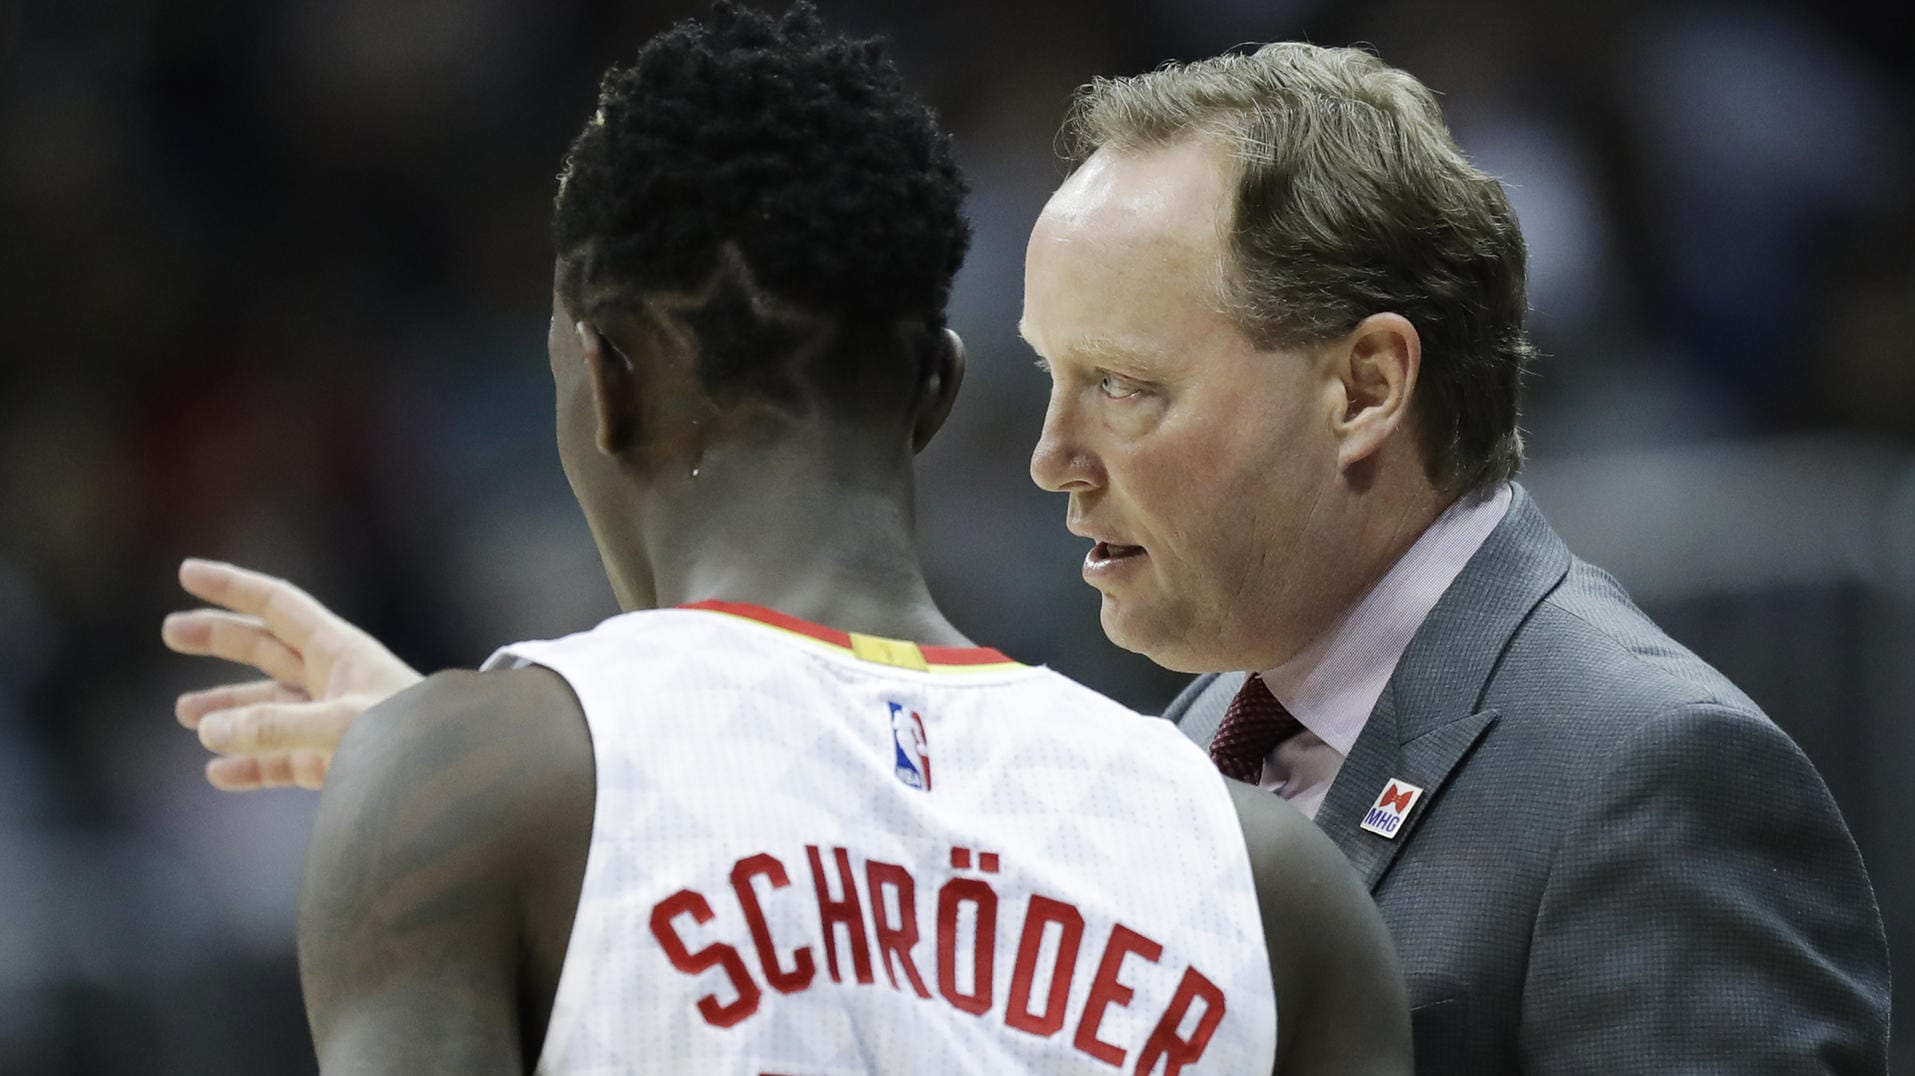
[1165,487,1892,1073]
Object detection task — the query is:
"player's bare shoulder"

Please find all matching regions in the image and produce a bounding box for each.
[330,665,594,819]
[298,666,595,1071]
[1223,781,1412,1076]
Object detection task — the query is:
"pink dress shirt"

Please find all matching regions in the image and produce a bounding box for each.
[1255,484,1512,818]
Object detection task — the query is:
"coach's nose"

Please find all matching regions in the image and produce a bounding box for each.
[1030,390,1103,494]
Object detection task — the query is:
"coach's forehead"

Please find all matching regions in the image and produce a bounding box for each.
[1033,138,1235,261]
[1024,139,1237,354]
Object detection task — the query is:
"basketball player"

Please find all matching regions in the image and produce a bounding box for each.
[209,5,1410,1073]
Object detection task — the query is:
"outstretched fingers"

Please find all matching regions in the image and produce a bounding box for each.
[207,751,330,792]
[205,756,261,792]
[197,698,357,758]
[178,559,334,651]
[162,609,306,686]
[176,679,308,730]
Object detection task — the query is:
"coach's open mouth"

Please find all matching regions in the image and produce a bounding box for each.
[1092,541,1145,560]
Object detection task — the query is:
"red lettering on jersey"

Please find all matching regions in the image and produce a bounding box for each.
[805,845,875,984]
[935,876,999,1016]
[865,860,932,998]
[1073,923,1164,1066]
[1005,895,1085,1038]
[649,888,762,1028]
[1134,966,1227,1075]
[730,853,815,994]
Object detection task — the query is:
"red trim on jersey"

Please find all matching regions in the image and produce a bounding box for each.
[920,643,1020,666]
[678,600,1019,668]
[685,599,855,648]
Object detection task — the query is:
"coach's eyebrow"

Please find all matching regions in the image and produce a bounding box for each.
[1017,321,1165,368]
[1066,335,1165,366]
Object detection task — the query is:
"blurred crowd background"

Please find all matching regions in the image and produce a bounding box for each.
[2,0,1910,1070]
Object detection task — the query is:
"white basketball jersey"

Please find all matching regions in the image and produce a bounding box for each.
[484,601,1276,1075]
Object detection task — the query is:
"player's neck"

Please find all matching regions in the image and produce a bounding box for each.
[627,436,971,648]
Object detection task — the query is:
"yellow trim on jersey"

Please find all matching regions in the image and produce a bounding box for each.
[679,601,1027,674]
[849,632,930,671]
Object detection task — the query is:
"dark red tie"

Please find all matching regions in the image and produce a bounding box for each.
[1208,673,1303,784]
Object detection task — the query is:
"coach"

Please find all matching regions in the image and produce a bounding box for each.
[1021,43,1891,1072]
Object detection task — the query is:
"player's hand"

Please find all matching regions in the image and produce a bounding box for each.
[162,558,424,792]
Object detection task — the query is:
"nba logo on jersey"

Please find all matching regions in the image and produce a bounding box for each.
[888,701,932,791]
[1359,778,1425,839]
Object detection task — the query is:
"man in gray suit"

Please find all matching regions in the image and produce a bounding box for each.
[1021,43,1891,1073]
[168,39,1891,1072]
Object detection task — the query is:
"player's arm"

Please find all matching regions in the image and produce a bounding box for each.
[298,667,593,1074]
[164,558,424,790]
[1226,780,1412,1076]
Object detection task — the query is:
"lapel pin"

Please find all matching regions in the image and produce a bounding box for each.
[1360,779,1426,839]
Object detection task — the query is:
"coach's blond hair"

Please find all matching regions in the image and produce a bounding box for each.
[1065,42,1534,494]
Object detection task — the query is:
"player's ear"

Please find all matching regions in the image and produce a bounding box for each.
[911,327,965,454]
[577,321,640,455]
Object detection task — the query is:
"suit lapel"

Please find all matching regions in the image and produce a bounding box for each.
[1317,694,1500,889]
[1317,486,1572,891]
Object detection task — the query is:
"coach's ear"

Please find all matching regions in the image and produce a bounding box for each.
[578,321,640,455]
[912,328,965,454]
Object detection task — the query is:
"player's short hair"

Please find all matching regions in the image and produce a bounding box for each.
[1064,43,1534,495]
[553,1,969,405]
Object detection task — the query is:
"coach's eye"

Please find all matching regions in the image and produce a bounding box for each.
[1099,373,1141,399]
